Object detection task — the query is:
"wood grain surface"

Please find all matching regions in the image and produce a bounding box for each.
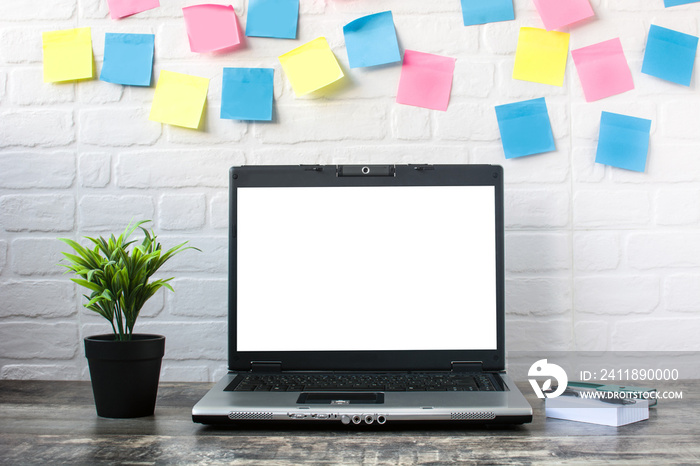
[1,380,697,464]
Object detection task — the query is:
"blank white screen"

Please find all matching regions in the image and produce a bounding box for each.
[236,186,497,352]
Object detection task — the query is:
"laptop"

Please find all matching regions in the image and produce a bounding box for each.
[192,164,533,425]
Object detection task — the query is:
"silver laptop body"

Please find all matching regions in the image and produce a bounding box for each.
[192,164,533,425]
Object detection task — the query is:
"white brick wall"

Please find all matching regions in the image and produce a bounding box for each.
[2,0,700,381]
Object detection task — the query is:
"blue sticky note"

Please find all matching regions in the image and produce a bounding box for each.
[460,0,515,26]
[221,68,274,121]
[595,112,652,172]
[664,0,700,7]
[100,33,154,86]
[495,98,555,159]
[642,25,698,86]
[246,0,299,39]
[343,11,401,69]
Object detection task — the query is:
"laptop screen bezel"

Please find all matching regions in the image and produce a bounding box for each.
[228,164,506,372]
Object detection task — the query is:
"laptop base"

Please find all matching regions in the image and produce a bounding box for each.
[193,372,533,426]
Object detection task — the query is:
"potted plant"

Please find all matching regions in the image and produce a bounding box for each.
[60,220,198,418]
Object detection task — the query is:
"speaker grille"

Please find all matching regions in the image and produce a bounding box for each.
[228,411,274,420]
[451,411,496,421]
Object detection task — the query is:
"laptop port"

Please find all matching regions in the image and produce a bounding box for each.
[376,415,386,424]
[351,415,362,424]
[364,414,374,424]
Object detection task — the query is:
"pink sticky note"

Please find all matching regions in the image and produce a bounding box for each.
[182,4,241,53]
[107,0,160,20]
[396,50,455,111]
[533,0,594,31]
[572,38,634,102]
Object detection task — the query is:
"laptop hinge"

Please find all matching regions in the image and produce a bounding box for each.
[251,361,282,372]
[451,361,483,372]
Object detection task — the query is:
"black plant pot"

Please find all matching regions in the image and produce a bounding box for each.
[84,334,165,418]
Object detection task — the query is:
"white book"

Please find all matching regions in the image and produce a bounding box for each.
[545,395,649,427]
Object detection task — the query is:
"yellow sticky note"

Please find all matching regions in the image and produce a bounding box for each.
[42,27,94,83]
[149,71,209,129]
[279,37,344,96]
[513,27,570,87]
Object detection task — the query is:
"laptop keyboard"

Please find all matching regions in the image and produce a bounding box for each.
[226,372,500,392]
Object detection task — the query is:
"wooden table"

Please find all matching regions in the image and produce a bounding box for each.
[1,380,697,464]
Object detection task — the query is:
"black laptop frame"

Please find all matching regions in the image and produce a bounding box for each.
[228,164,506,372]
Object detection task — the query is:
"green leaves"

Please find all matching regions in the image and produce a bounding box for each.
[59,220,199,341]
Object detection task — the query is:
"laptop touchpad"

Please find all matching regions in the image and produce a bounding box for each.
[297,393,385,404]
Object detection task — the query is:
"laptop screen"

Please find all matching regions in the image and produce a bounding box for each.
[235,184,498,353]
[229,164,505,371]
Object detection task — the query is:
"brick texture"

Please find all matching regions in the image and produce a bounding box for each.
[2,0,700,381]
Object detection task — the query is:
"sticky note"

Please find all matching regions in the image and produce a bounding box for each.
[100,33,155,86]
[278,37,344,96]
[107,0,160,19]
[460,0,515,27]
[149,70,209,129]
[495,98,555,159]
[221,68,274,121]
[595,112,651,172]
[396,50,456,111]
[532,0,594,31]
[246,0,299,39]
[42,27,94,83]
[513,27,569,87]
[182,4,241,53]
[642,25,699,86]
[343,11,401,68]
[572,38,634,102]
[665,0,700,7]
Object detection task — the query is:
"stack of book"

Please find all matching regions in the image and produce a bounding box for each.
[545,384,653,426]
